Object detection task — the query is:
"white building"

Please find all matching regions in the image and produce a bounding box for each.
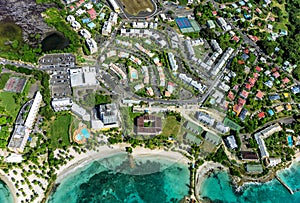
[86,38,98,54]
[71,103,90,121]
[80,29,92,39]
[224,135,238,149]
[71,21,81,30]
[51,98,73,112]
[8,92,42,153]
[70,67,98,87]
[211,47,234,76]
[217,17,231,31]
[66,15,75,23]
[211,39,223,54]
[132,21,149,29]
[197,112,215,126]
[108,12,118,26]
[108,0,120,13]
[168,53,178,72]
[102,21,112,36]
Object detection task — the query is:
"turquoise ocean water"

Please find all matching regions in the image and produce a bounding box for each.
[200,161,300,203]
[47,153,190,203]
[0,180,13,203]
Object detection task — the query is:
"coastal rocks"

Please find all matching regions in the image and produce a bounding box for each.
[0,0,55,46]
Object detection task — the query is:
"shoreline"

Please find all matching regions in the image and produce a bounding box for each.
[55,145,191,184]
[0,171,17,203]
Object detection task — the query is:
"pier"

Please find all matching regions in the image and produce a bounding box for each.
[275,175,294,194]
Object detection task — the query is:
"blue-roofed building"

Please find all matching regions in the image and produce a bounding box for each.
[244,14,251,19]
[267,109,274,116]
[269,94,280,101]
[291,86,300,94]
[280,30,288,36]
[239,1,246,6]
[82,18,91,24]
[88,22,96,29]
[239,108,248,121]
[241,53,249,61]
[264,80,273,88]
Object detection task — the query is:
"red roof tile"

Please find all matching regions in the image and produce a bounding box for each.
[245,83,252,90]
[258,112,265,119]
[238,98,246,106]
[282,77,290,84]
[240,90,249,99]
[227,91,235,101]
[256,91,264,99]
[248,78,257,85]
[255,66,262,72]
[273,71,280,78]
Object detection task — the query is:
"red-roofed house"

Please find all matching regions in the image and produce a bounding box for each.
[232,35,240,42]
[249,78,257,85]
[282,77,290,84]
[256,91,264,100]
[233,104,242,116]
[227,91,235,101]
[233,85,239,91]
[256,8,262,14]
[238,98,246,106]
[243,49,250,54]
[257,112,265,119]
[255,66,262,72]
[240,90,249,99]
[273,71,280,78]
[87,8,97,20]
[245,83,252,90]
[238,60,245,65]
[268,17,275,22]
[212,11,217,16]
[253,73,259,78]
[248,35,259,42]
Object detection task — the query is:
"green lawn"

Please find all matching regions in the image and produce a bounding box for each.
[49,113,72,149]
[162,116,180,137]
[0,73,10,89]
[0,92,19,118]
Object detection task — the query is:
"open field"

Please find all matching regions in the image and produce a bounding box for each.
[0,73,10,89]
[120,0,154,16]
[0,92,19,118]
[49,113,72,149]
[162,116,181,137]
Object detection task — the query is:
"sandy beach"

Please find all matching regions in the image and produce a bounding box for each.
[55,144,191,184]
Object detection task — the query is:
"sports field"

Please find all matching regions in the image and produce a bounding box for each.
[120,0,154,16]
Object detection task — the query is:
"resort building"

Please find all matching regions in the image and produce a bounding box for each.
[204,131,221,145]
[85,38,98,54]
[254,124,282,158]
[184,121,203,135]
[211,47,234,76]
[241,151,259,161]
[197,112,215,126]
[102,21,112,36]
[136,115,162,136]
[216,17,231,31]
[69,67,97,87]
[168,53,178,72]
[183,133,202,145]
[224,135,238,149]
[71,103,91,121]
[108,0,120,13]
[51,98,73,112]
[8,91,42,153]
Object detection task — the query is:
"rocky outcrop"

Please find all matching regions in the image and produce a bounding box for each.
[0,0,57,45]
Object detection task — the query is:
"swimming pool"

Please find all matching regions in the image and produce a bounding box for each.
[131,72,138,79]
[81,128,90,139]
[288,136,293,147]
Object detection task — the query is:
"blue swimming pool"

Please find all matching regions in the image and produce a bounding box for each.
[76,134,83,141]
[288,136,293,147]
[131,72,138,79]
[81,128,90,139]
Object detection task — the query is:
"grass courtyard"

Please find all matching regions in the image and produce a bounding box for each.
[0,92,20,118]
[162,116,181,137]
[49,113,72,149]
